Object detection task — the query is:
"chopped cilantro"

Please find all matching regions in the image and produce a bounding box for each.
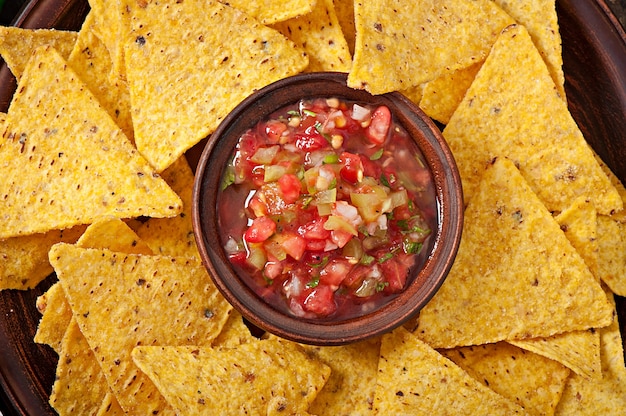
[306,276,320,288]
[370,148,384,160]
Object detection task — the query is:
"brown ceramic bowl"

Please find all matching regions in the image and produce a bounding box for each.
[192,72,464,345]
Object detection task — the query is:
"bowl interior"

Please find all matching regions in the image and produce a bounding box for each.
[192,72,463,345]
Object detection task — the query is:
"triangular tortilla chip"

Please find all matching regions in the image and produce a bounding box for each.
[88,0,128,80]
[0,46,182,239]
[49,243,233,415]
[373,327,527,415]
[34,282,73,353]
[443,24,621,214]
[440,342,570,415]
[131,339,331,415]
[272,0,352,72]
[124,0,308,172]
[596,216,626,296]
[136,157,200,259]
[67,11,134,142]
[0,26,77,80]
[416,158,613,348]
[0,225,85,290]
[210,310,256,348]
[218,0,316,25]
[347,0,513,94]
[555,290,626,414]
[491,0,565,98]
[306,337,381,415]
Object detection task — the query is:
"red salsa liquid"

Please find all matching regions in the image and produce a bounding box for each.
[218,97,436,320]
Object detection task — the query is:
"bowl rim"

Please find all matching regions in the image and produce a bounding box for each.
[192,72,463,345]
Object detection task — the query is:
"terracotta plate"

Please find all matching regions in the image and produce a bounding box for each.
[0,0,625,414]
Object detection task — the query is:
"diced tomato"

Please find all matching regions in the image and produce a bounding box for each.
[379,257,409,293]
[330,228,353,248]
[264,120,287,143]
[263,261,284,281]
[246,193,267,217]
[339,152,363,184]
[366,105,391,145]
[343,265,371,289]
[294,126,328,151]
[244,216,276,243]
[319,258,352,288]
[299,217,331,240]
[278,174,302,204]
[279,232,307,261]
[305,239,327,251]
[302,285,337,316]
[228,251,248,267]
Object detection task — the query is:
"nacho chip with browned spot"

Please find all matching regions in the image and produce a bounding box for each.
[49,243,232,414]
[373,327,526,415]
[443,24,621,214]
[219,0,316,24]
[124,0,308,172]
[348,0,513,94]
[0,46,182,239]
[416,158,613,348]
[440,342,570,415]
[272,0,352,72]
[131,338,330,415]
[0,26,77,81]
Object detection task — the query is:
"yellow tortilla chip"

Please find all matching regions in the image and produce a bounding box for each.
[76,218,153,255]
[333,0,356,56]
[441,342,570,415]
[443,24,622,214]
[219,0,316,25]
[418,61,482,124]
[596,216,626,296]
[34,282,73,353]
[272,0,352,72]
[49,243,233,414]
[491,0,565,98]
[88,0,129,80]
[131,339,331,415]
[510,329,601,381]
[49,318,111,416]
[594,150,626,222]
[373,327,527,415]
[306,337,381,415]
[136,157,199,259]
[124,0,308,172]
[0,26,77,80]
[96,392,125,416]
[68,11,134,142]
[416,158,613,348]
[0,46,182,239]
[554,197,599,278]
[210,310,256,348]
[555,290,626,415]
[0,225,85,290]
[348,0,513,94]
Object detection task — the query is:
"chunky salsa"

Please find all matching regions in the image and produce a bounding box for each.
[218,97,436,320]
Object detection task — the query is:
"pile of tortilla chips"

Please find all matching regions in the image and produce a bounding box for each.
[1,0,625,414]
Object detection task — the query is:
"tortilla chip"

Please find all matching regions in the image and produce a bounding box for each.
[124,0,308,172]
[136,157,199,259]
[306,337,381,415]
[443,24,622,214]
[68,11,134,142]
[0,46,182,239]
[88,0,129,80]
[596,216,626,296]
[509,329,601,381]
[131,338,331,415]
[272,0,352,72]
[0,26,77,80]
[76,218,153,255]
[34,282,73,352]
[210,310,256,348]
[491,0,565,98]
[0,226,85,290]
[96,392,125,416]
[347,0,513,94]
[219,0,316,25]
[418,61,482,124]
[333,0,356,56]
[49,243,233,414]
[416,158,613,348]
[440,342,570,415]
[373,327,527,415]
[554,197,599,278]
[594,150,626,222]
[555,290,626,414]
